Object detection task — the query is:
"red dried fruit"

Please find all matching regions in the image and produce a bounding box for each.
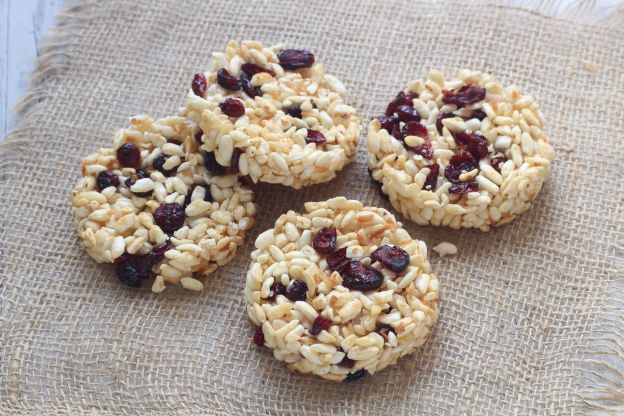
[153,203,186,234]
[194,129,203,144]
[442,84,486,107]
[326,247,349,273]
[449,181,479,194]
[309,316,332,336]
[151,241,173,256]
[96,170,120,191]
[370,245,410,273]
[124,170,151,197]
[286,280,308,301]
[253,326,265,346]
[117,143,141,168]
[266,283,286,301]
[342,261,383,291]
[153,154,176,177]
[219,98,245,117]
[191,73,207,97]
[402,121,428,139]
[277,49,315,69]
[338,356,355,368]
[391,123,403,140]
[306,129,326,145]
[470,109,487,121]
[284,105,302,118]
[230,148,243,174]
[385,91,417,116]
[114,241,172,287]
[377,325,395,342]
[396,104,421,122]
[204,151,227,176]
[313,227,337,253]
[345,369,366,381]
[376,115,398,132]
[184,185,213,208]
[217,68,241,91]
[240,72,262,98]
[444,151,477,183]
[436,111,454,135]
[454,131,489,160]
[423,163,439,191]
[490,155,508,172]
[114,258,142,287]
[241,62,275,77]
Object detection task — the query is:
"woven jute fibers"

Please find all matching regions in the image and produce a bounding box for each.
[1,0,623,414]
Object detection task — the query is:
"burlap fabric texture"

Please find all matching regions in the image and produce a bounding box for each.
[1,0,622,414]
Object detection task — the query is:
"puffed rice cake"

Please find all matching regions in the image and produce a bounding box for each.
[367,69,555,231]
[71,115,257,292]
[180,40,361,189]
[245,197,439,382]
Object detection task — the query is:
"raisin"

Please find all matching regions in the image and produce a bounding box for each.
[152,154,175,177]
[219,98,245,117]
[241,62,275,77]
[153,203,186,234]
[449,182,479,194]
[436,111,454,135]
[305,129,326,145]
[284,105,302,118]
[423,163,439,191]
[370,245,410,273]
[345,369,366,381]
[253,326,265,346]
[342,261,383,291]
[396,104,420,122]
[191,73,207,97]
[96,170,120,191]
[277,49,315,69]
[266,283,286,301]
[114,258,142,287]
[230,148,243,174]
[184,186,212,208]
[217,68,241,91]
[286,280,308,301]
[338,356,355,368]
[326,247,349,273]
[376,115,398,132]
[240,72,262,98]
[116,143,141,168]
[204,151,227,176]
[444,151,477,183]
[313,227,337,254]
[442,84,486,107]
[124,170,151,197]
[309,316,332,336]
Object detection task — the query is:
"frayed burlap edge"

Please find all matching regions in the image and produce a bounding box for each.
[1,0,622,414]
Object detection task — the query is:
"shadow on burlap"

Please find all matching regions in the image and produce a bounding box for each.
[0,0,622,414]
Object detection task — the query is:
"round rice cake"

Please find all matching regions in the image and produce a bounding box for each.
[244,197,439,382]
[71,115,257,292]
[180,40,361,189]
[367,69,555,231]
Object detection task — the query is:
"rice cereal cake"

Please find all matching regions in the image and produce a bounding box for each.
[180,40,361,189]
[367,70,555,231]
[71,115,257,292]
[244,197,439,382]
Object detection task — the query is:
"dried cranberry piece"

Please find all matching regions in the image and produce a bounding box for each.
[194,129,203,144]
[338,356,355,368]
[326,247,349,273]
[436,111,454,135]
[370,245,410,273]
[124,170,151,197]
[230,148,243,174]
[114,257,142,287]
[266,283,286,301]
[277,49,315,69]
[345,369,366,381]
[385,91,417,116]
[117,143,141,168]
[444,151,477,183]
[470,109,487,121]
[396,105,421,122]
[240,72,262,98]
[402,121,428,139]
[191,73,207,97]
[313,227,337,254]
[453,131,489,160]
[449,182,479,194]
[284,105,302,118]
[490,155,508,172]
[423,163,439,191]
[153,203,186,234]
[241,62,275,77]
[376,115,398,132]
[253,326,265,346]
[309,316,332,336]
[153,154,175,177]
[391,123,403,140]
[96,170,120,191]
[204,151,227,176]
[306,129,326,145]
[217,68,241,91]
[151,241,173,257]
[286,280,308,301]
[219,98,245,117]
[342,261,383,291]
[442,84,486,107]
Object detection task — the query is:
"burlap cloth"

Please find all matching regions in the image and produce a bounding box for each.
[1,0,623,414]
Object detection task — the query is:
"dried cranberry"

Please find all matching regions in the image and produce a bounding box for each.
[124,170,151,197]
[286,280,308,301]
[490,155,508,172]
[376,115,398,132]
[266,283,286,301]
[253,326,265,346]
[240,72,262,98]
[444,151,477,183]
[284,105,302,118]
[436,111,454,135]
[117,143,141,168]
[241,62,275,77]
[313,227,337,254]
[217,68,241,91]
[191,73,207,97]
[370,245,410,273]
[396,105,420,122]
[342,261,383,291]
[153,203,186,234]
[470,109,487,121]
[114,258,142,287]
[402,121,428,139]
[151,241,173,257]
[385,91,417,116]
[423,163,439,191]
[377,325,395,342]
[449,182,479,194]
[305,129,326,145]
[345,369,366,381]
[230,148,243,174]
[391,123,403,140]
[326,247,349,273]
[219,98,245,117]
[96,170,120,191]
[309,316,332,336]
[277,49,315,70]
[442,84,486,107]
[466,133,489,160]
[338,356,355,368]
[153,154,175,177]
[194,129,203,144]
[204,151,227,176]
